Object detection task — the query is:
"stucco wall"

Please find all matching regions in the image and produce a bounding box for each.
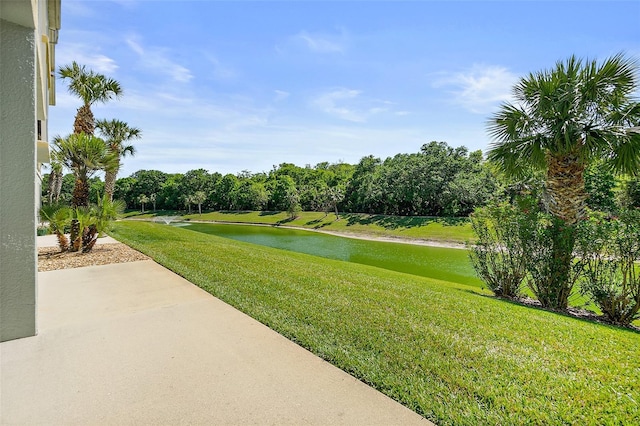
[0,18,38,342]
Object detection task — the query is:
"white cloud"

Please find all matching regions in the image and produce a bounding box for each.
[313,89,365,122]
[205,54,236,80]
[274,90,290,102]
[280,29,349,54]
[126,38,193,83]
[57,42,119,74]
[296,30,346,53]
[433,64,518,114]
[311,88,393,123]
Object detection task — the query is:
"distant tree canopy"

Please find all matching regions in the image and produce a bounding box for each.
[47,142,507,216]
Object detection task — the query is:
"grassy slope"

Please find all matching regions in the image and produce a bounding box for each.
[112,221,639,426]
[123,210,474,244]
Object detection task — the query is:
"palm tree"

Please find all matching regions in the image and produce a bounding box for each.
[46,157,63,204]
[96,119,142,200]
[54,133,117,208]
[138,194,149,213]
[193,191,207,215]
[59,62,122,135]
[487,53,640,309]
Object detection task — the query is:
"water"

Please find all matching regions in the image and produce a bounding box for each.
[153,216,180,225]
[184,223,482,287]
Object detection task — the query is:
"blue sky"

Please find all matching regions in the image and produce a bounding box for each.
[49,0,640,178]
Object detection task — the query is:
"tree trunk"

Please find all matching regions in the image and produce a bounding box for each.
[533,152,586,310]
[69,219,81,252]
[53,170,63,203]
[47,171,55,204]
[104,168,118,201]
[74,104,95,135]
[546,152,588,225]
[72,177,89,208]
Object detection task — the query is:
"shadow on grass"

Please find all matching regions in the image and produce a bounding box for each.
[218,210,253,215]
[475,292,640,334]
[341,213,468,230]
[124,210,184,218]
[259,211,281,216]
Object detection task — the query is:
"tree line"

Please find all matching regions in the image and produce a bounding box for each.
[50,141,499,217]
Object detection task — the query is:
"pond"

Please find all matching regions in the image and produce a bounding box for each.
[184,223,482,288]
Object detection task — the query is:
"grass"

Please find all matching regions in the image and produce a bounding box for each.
[123,210,474,244]
[112,221,640,425]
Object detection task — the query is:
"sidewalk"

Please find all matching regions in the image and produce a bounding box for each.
[1,240,431,424]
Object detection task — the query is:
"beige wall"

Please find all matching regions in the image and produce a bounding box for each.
[0,0,59,342]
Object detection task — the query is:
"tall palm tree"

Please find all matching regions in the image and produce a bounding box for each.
[488,53,640,223]
[96,119,142,200]
[58,62,122,135]
[487,53,640,309]
[53,133,117,208]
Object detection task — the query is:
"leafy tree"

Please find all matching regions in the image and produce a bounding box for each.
[58,62,122,135]
[181,169,216,201]
[131,170,168,206]
[159,174,183,210]
[89,177,105,205]
[487,54,640,309]
[233,180,268,210]
[214,174,238,210]
[114,176,136,208]
[96,119,141,200]
[270,175,298,211]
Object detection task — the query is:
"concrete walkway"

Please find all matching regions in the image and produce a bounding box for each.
[1,244,431,424]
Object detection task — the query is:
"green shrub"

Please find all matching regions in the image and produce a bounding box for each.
[519,208,581,310]
[468,202,527,298]
[576,209,640,325]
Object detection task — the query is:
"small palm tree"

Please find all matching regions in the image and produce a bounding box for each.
[59,62,122,135]
[183,194,196,214]
[53,133,117,208]
[149,193,157,211]
[193,191,207,215]
[46,158,63,204]
[94,194,125,237]
[487,53,640,309]
[96,119,142,200]
[39,205,71,252]
[138,194,149,213]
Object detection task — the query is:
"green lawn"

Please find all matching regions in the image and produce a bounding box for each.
[111,221,640,426]
[123,210,474,244]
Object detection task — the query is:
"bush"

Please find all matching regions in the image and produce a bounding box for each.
[468,202,527,298]
[470,197,583,310]
[576,209,640,325]
[518,204,582,310]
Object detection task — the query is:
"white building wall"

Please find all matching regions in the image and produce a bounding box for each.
[0,0,59,342]
[0,18,39,342]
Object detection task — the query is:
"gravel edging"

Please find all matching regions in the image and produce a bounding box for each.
[38,243,150,272]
